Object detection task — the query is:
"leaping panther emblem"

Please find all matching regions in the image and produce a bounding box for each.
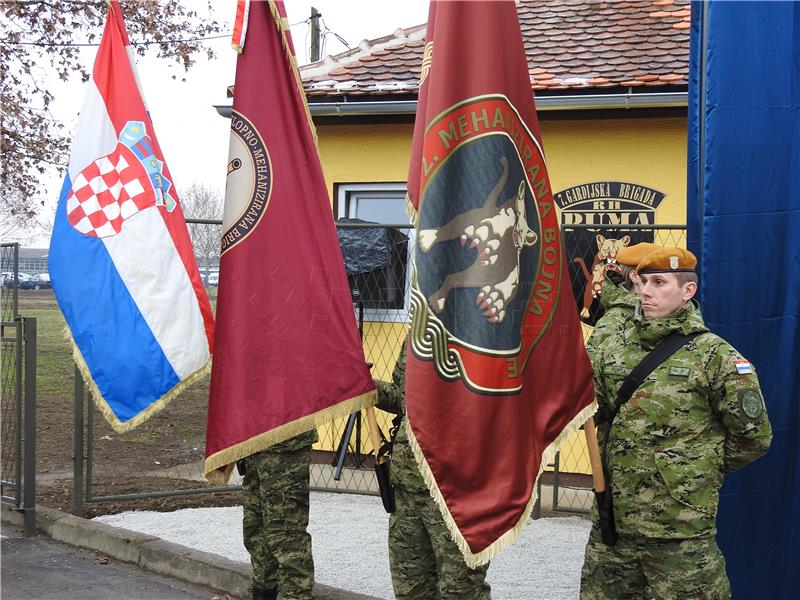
[418,156,538,324]
[409,94,561,394]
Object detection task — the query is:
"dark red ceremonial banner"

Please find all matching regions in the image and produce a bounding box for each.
[405,0,595,565]
[204,0,376,484]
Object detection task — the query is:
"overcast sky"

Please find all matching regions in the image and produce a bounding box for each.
[26,1,428,245]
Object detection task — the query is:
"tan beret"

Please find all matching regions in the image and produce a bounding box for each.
[636,247,697,273]
[615,242,660,268]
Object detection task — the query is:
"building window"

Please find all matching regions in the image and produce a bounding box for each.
[335,183,414,322]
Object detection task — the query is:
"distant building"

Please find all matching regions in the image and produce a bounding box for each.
[1,247,49,274]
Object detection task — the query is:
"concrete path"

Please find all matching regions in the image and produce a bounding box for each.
[1,504,380,600]
[2,523,218,600]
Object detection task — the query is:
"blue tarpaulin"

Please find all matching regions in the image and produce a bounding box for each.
[687,3,800,598]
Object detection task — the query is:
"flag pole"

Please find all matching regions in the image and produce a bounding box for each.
[583,417,605,492]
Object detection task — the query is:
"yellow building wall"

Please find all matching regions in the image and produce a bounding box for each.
[313,115,688,473]
[317,123,416,198]
[542,117,687,225]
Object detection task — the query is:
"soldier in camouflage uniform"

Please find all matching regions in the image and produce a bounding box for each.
[375,341,492,600]
[581,247,772,600]
[240,430,318,600]
[584,242,654,358]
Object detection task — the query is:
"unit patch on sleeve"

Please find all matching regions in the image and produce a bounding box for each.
[738,389,764,420]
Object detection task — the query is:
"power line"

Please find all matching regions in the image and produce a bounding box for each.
[1,16,349,58]
[2,33,231,48]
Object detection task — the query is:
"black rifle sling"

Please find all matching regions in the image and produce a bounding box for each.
[607,331,703,427]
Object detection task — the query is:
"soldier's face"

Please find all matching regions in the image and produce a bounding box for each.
[638,273,695,318]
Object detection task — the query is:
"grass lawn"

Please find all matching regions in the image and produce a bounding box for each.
[17,290,75,398]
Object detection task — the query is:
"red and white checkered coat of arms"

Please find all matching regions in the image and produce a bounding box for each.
[66,121,176,238]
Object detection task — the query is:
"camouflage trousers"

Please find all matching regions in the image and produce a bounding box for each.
[242,446,314,600]
[388,440,491,600]
[580,526,730,600]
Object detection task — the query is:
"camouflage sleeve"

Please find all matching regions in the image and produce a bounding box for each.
[585,276,634,359]
[375,343,407,415]
[585,312,617,357]
[708,344,772,473]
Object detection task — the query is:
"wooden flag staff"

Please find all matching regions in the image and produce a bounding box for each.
[583,416,605,492]
[584,415,617,545]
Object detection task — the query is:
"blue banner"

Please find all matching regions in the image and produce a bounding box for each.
[687,3,800,598]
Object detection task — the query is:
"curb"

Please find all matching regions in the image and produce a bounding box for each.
[1,504,380,600]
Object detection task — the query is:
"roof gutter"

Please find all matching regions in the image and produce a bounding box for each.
[214,91,687,119]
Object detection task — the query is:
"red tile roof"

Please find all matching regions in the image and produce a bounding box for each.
[300,0,690,98]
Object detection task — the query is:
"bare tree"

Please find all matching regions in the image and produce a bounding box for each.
[181,183,222,279]
[0,0,222,226]
[0,189,47,245]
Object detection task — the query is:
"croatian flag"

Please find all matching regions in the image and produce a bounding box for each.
[49,2,214,432]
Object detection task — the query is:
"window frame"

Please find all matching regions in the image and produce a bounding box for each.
[334,183,414,323]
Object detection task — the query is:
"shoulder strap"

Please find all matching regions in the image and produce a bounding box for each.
[611,331,703,416]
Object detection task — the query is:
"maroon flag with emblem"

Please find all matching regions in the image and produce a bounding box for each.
[204,0,376,484]
[405,0,595,565]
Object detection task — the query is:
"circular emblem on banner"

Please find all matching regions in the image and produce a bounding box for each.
[739,389,763,420]
[409,94,561,395]
[221,111,273,254]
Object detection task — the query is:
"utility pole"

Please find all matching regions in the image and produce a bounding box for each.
[310,7,321,62]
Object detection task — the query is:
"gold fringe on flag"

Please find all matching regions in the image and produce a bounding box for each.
[63,325,211,434]
[266,0,319,147]
[203,389,377,485]
[405,398,598,568]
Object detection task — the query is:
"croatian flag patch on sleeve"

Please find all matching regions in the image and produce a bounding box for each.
[735,359,754,374]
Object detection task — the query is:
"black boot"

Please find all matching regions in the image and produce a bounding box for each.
[251,586,278,600]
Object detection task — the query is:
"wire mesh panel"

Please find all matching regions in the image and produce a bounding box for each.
[1,243,21,506]
[565,224,688,325]
[311,222,413,494]
[75,222,686,509]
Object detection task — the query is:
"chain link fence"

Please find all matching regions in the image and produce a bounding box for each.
[1,243,37,534]
[70,221,686,513]
[1,243,21,506]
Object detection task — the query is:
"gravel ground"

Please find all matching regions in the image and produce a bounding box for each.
[96,491,591,599]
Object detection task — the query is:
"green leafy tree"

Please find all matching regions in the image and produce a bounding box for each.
[0,0,222,226]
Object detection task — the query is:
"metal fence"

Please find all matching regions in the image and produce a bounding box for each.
[68,221,686,514]
[1,242,37,535]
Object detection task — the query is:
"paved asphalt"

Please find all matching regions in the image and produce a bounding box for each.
[1,525,225,600]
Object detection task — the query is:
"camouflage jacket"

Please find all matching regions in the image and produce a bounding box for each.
[259,430,318,454]
[373,343,432,493]
[374,343,408,444]
[590,301,772,538]
[585,273,639,399]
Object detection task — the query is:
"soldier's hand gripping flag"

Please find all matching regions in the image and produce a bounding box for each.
[404,0,596,565]
[203,0,376,483]
[48,1,214,432]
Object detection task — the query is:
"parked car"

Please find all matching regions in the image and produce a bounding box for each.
[3,272,36,289]
[31,273,51,289]
[18,273,37,290]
